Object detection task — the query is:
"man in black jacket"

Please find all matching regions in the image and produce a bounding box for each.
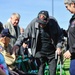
[12,10,63,75]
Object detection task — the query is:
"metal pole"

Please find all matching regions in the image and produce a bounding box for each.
[52,0,54,16]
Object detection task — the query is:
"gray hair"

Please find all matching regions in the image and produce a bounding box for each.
[11,13,20,19]
[64,0,75,4]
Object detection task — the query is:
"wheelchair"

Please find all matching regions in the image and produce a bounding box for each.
[15,55,38,75]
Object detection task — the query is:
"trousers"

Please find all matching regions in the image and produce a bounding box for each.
[37,53,57,75]
[70,59,75,75]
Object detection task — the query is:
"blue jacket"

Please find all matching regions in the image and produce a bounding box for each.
[0,54,9,75]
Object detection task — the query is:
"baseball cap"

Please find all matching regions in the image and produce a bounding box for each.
[64,0,75,4]
[0,28,16,38]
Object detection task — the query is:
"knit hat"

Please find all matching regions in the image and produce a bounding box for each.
[64,0,75,4]
[36,10,49,25]
[38,10,49,19]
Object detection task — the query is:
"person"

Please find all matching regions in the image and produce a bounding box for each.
[20,27,24,34]
[20,27,32,58]
[0,28,19,75]
[0,68,6,75]
[3,13,21,47]
[0,51,9,75]
[20,40,29,58]
[64,0,75,75]
[0,22,4,33]
[19,28,33,72]
[12,10,63,75]
[0,34,10,75]
[0,22,7,75]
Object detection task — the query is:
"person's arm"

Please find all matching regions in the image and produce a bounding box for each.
[12,21,32,55]
[54,20,63,55]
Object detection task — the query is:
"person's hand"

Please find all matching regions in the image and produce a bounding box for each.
[12,45,19,55]
[63,50,71,59]
[56,48,62,56]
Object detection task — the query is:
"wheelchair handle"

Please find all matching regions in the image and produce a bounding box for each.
[55,51,58,60]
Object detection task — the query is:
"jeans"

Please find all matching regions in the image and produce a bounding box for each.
[70,59,75,75]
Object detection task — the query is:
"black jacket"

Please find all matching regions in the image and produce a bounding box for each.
[68,14,75,53]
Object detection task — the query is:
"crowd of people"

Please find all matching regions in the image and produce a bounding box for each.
[0,0,75,75]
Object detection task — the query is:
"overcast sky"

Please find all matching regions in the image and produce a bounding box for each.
[0,0,72,30]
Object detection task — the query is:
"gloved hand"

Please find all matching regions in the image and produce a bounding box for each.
[12,45,19,55]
